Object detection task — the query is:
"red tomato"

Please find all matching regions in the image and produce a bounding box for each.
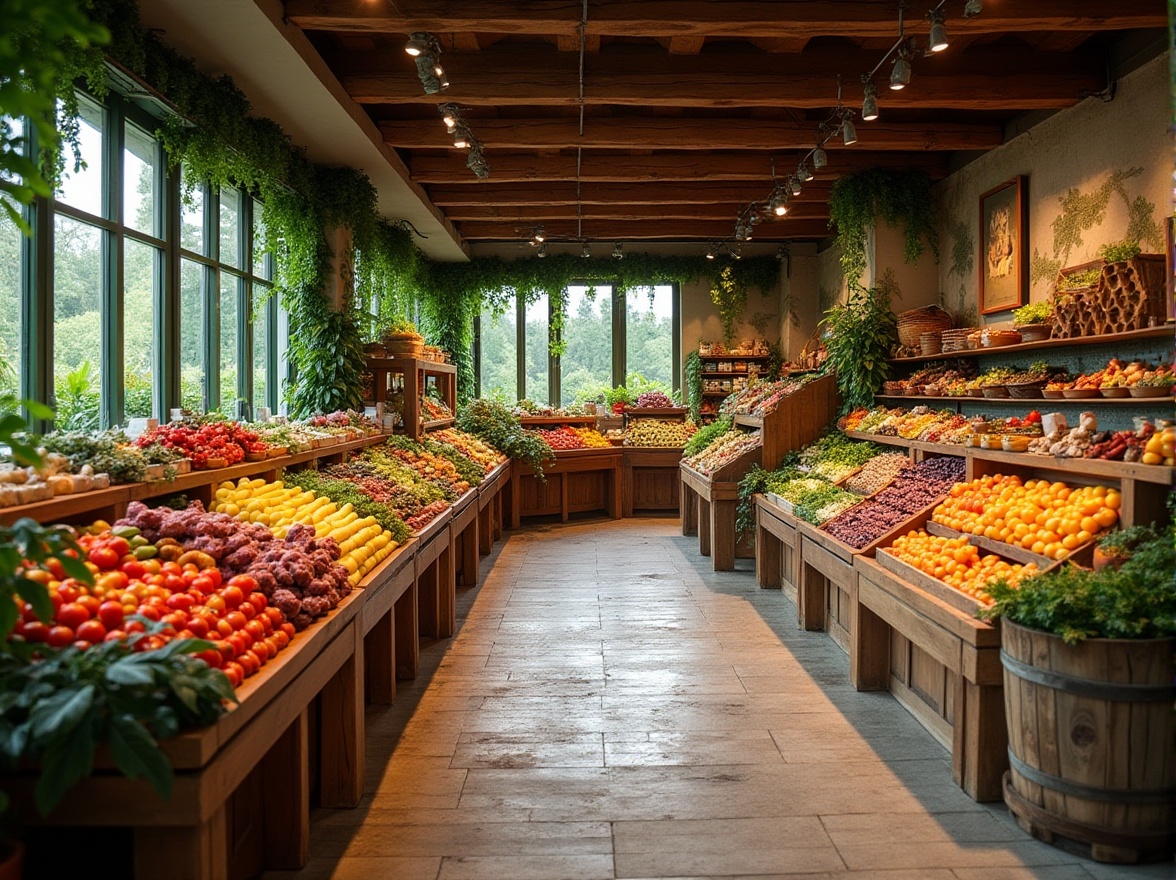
[258,614,273,636]
[105,537,131,558]
[134,635,165,653]
[237,651,260,676]
[137,605,161,622]
[124,620,146,634]
[227,632,251,655]
[76,620,107,644]
[163,575,185,593]
[189,575,214,595]
[162,612,189,631]
[219,586,244,610]
[264,607,284,626]
[56,582,80,604]
[222,662,244,688]
[19,621,49,643]
[186,616,210,639]
[280,622,296,639]
[214,640,236,662]
[46,626,75,648]
[237,602,256,621]
[46,558,66,580]
[225,611,248,631]
[49,592,63,614]
[104,629,126,642]
[120,560,146,581]
[215,618,234,638]
[57,602,91,630]
[247,592,267,614]
[166,593,196,612]
[72,640,94,651]
[227,574,259,593]
[194,649,222,669]
[272,630,290,649]
[175,629,194,640]
[19,602,37,623]
[204,569,222,590]
[204,595,227,615]
[244,619,267,642]
[159,561,182,575]
[87,547,120,571]
[97,600,125,629]
[76,595,102,616]
[250,641,270,662]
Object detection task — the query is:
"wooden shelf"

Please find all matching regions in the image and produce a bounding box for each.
[366,356,457,375]
[625,406,689,417]
[518,415,597,426]
[702,371,754,377]
[702,391,733,398]
[699,353,769,360]
[888,325,1173,365]
[874,394,1175,406]
[421,417,456,430]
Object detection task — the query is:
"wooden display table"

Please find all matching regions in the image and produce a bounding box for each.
[478,461,511,557]
[622,447,683,516]
[365,356,456,441]
[680,461,750,571]
[754,493,801,600]
[854,555,1006,802]
[413,507,456,652]
[510,448,622,527]
[360,539,418,705]
[450,486,481,588]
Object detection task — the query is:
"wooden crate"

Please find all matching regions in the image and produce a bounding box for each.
[754,494,802,602]
[853,555,1006,803]
[510,449,622,526]
[622,447,683,516]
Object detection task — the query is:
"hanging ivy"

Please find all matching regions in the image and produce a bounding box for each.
[819,271,900,412]
[827,168,939,287]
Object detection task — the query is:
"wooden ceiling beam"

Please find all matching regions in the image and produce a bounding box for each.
[409,150,948,184]
[382,116,1003,151]
[425,181,833,206]
[455,218,833,240]
[340,46,1102,110]
[444,202,829,221]
[286,0,1166,39]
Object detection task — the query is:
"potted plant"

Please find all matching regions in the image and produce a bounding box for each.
[604,386,632,414]
[381,317,424,357]
[819,274,899,411]
[979,526,1176,863]
[1011,299,1054,342]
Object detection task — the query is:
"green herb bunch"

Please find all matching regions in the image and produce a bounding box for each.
[0,623,236,816]
[820,276,898,412]
[35,429,148,483]
[736,465,770,539]
[979,526,1176,644]
[457,399,554,477]
[683,416,732,457]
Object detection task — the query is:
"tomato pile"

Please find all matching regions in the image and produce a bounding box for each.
[531,427,586,451]
[136,421,268,469]
[11,527,294,688]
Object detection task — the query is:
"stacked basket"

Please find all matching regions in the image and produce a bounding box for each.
[896,305,953,349]
[941,328,976,353]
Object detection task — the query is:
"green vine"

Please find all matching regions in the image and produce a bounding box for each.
[828,168,939,287]
[684,351,703,422]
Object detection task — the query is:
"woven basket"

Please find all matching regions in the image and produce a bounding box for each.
[919,331,943,356]
[882,381,906,395]
[1014,323,1052,343]
[1007,380,1047,399]
[896,305,952,348]
[385,334,424,357]
[982,386,1011,398]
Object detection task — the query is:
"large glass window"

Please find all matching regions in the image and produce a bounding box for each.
[123,239,158,418]
[180,259,205,411]
[56,95,105,218]
[52,216,103,430]
[124,123,158,237]
[561,285,612,406]
[626,284,675,395]
[523,297,549,406]
[180,169,205,255]
[219,273,239,413]
[219,187,240,269]
[478,298,518,403]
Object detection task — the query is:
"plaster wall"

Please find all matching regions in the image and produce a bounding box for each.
[935,53,1170,327]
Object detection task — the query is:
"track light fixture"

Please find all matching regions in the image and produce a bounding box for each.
[841,116,858,145]
[536,243,548,258]
[452,125,471,149]
[612,242,624,260]
[890,41,912,90]
[767,188,789,217]
[705,243,718,260]
[530,225,546,245]
[438,103,459,132]
[407,33,448,94]
[812,144,828,170]
[404,33,431,57]
[581,241,592,259]
[861,80,879,121]
[797,160,814,183]
[789,175,803,196]
[963,0,982,18]
[730,246,742,261]
[927,8,948,53]
[466,141,490,178]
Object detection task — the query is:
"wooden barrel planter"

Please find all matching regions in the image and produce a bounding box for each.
[1000,619,1175,864]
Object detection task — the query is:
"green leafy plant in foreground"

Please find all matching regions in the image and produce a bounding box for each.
[820,274,899,412]
[979,526,1176,644]
[457,399,553,478]
[0,624,236,816]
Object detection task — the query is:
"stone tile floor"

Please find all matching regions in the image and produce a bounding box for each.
[263,517,1172,880]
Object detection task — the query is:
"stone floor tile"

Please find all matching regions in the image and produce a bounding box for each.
[613,845,846,878]
[260,856,441,880]
[438,854,615,880]
[450,732,605,768]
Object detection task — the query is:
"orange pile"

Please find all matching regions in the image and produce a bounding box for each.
[887,530,1039,603]
[932,475,1119,561]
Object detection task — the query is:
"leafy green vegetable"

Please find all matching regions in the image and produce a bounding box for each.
[683,416,732,457]
[457,399,553,477]
[979,527,1176,644]
[33,429,148,483]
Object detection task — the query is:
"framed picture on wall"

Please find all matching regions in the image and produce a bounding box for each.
[979,176,1028,315]
[1165,215,1175,321]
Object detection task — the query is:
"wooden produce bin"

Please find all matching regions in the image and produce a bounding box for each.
[854,554,1006,803]
[450,486,481,588]
[6,591,370,880]
[360,539,418,705]
[622,447,683,516]
[754,493,801,600]
[510,448,622,527]
[413,507,456,649]
[365,356,457,440]
[477,461,511,557]
[681,373,840,571]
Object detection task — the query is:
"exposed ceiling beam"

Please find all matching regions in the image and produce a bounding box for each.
[286,0,1166,39]
[455,218,833,240]
[409,150,948,184]
[339,46,1102,111]
[382,116,1003,152]
[444,202,830,222]
[425,181,833,206]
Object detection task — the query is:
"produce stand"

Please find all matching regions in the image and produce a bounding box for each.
[681,373,840,571]
[510,448,623,526]
[853,554,1005,803]
[477,460,511,557]
[753,493,801,600]
[365,356,457,441]
[360,539,418,704]
[622,447,684,516]
[451,485,481,588]
[413,506,456,647]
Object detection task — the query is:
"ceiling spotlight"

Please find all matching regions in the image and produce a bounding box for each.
[405,33,431,57]
[963,0,982,18]
[705,243,718,260]
[927,8,948,52]
[789,175,803,196]
[612,242,624,260]
[812,145,827,169]
[438,103,459,131]
[581,241,592,258]
[452,126,470,149]
[890,46,912,90]
[798,161,814,183]
[466,143,490,178]
[861,81,879,121]
[535,243,548,258]
[841,117,858,146]
[532,225,546,244]
[731,246,743,261]
[768,189,789,217]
